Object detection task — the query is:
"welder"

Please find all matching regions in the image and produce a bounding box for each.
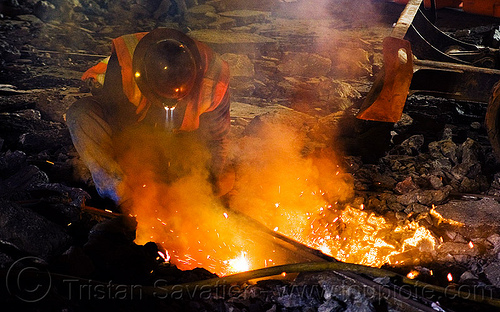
[66,28,232,208]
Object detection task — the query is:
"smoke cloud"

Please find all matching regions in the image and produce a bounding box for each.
[113,120,354,275]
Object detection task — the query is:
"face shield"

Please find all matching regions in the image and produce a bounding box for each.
[133,28,202,109]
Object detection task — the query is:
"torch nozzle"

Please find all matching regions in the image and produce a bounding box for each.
[165,106,176,131]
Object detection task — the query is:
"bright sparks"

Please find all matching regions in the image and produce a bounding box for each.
[221,195,443,269]
[407,270,419,279]
[227,252,250,274]
[157,250,170,262]
[447,273,453,282]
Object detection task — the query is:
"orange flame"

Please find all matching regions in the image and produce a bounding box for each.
[117,123,452,276]
[226,252,251,274]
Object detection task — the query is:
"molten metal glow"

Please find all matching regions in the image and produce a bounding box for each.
[447,273,453,282]
[226,252,250,274]
[259,200,438,267]
[430,205,465,227]
[407,270,419,279]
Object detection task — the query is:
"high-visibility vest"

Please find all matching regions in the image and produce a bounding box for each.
[82,32,230,131]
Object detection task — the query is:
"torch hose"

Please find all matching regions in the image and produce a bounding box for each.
[144,261,500,308]
[3,261,499,308]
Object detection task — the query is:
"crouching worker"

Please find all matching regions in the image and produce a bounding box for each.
[66,28,234,210]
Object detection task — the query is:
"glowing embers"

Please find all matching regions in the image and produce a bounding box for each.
[157,249,170,262]
[407,270,419,279]
[447,272,453,282]
[269,201,439,268]
[430,205,465,227]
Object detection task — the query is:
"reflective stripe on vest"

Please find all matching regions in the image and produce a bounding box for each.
[180,41,230,131]
[111,32,149,117]
[81,56,110,86]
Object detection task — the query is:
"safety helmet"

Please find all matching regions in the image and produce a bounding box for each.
[133,28,203,107]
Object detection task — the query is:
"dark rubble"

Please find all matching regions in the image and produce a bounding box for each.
[1,0,500,311]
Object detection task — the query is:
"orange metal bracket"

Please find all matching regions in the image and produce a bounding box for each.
[356,37,414,123]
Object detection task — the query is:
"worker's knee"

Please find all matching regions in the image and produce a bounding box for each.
[66,97,111,138]
[66,97,104,125]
